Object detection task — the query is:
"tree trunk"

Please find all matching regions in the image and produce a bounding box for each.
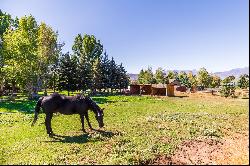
[27,82,37,100]
[10,81,15,100]
[11,81,15,95]
[53,76,56,92]
[0,84,4,96]
[52,72,56,93]
[44,89,47,96]
[44,80,48,96]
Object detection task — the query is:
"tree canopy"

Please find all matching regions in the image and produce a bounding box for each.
[0,10,130,97]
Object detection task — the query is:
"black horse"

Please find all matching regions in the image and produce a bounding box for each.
[31,93,104,136]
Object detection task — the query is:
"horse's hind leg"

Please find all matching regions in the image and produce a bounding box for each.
[80,114,86,133]
[45,112,53,136]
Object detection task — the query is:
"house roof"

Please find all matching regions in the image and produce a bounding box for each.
[152,84,166,88]
[168,79,181,86]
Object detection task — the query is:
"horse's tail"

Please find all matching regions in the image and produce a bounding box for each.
[31,96,43,126]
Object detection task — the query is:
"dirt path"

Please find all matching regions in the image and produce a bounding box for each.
[152,133,249,165]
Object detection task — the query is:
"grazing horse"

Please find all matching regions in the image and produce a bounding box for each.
[31,93,104,136]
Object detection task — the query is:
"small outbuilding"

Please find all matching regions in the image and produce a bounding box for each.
[129,84,152,95]
[129,79,182,97]
[152,84,167,96]
[167,79,181,96]
[140,84,152,95]
[129,84,141,95]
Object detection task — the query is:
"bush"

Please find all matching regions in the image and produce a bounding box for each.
[219,84,236,98]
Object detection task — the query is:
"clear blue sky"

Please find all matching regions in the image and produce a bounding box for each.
[1,0,249,73]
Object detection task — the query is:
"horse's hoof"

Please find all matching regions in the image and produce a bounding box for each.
[48,133,54,137]
[82,129,87,133]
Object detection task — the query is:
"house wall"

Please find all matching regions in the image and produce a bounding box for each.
[130,85,140,94]
[140,85,152,95]
[152,87,166,96]
[167,84,175,96]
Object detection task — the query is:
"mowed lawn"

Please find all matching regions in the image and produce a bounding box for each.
[0,95,248,164]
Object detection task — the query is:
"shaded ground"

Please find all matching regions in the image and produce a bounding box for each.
[152,132,249,165]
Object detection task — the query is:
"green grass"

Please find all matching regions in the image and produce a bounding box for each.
[0,95,248,164]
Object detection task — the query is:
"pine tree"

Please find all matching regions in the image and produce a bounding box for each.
[58,53,78,96]
[155,67,165,84]
[77,57,93,93]
[93,57,103,92]
[101,51,111,91]
[144,67,156,84]
[109,57,118,93]
[118,63,129,91]
[138,69,145,84]
[137,67,156,84]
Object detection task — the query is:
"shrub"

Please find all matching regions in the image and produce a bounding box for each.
[219,84,236,98]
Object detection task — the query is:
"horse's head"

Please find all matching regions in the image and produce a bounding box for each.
[85,96,105,128]
[95,108,104,128]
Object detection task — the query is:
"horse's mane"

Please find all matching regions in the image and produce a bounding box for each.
[51,92,61,97]
[84,96,100,111]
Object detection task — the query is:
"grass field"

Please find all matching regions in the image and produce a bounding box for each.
[0,95,248,164]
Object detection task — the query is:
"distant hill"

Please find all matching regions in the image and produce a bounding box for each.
[128,67,249,80]
[128,74,139,81]
[214,67,249,79]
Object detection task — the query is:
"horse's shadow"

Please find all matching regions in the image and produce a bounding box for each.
[44,129,119,144]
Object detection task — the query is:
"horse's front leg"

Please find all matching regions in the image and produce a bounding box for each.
[84,112,93,130]
[45,112,53,137]
[80,114,86,133]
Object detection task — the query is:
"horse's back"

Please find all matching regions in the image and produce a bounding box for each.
[62,96,89,114]
[41,93,64,112]
[41,93,89,115]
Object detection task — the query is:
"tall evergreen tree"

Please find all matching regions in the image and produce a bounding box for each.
[138,69,145,84]
[118,63,129,91]
[58,53,78,96]
[155,67,165,84]
[101,51,111,91]
[109,57,118,92]
[93,57,103,92]
[145,67,156,84]
[77,57,93,93]
[137,67,156,84]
